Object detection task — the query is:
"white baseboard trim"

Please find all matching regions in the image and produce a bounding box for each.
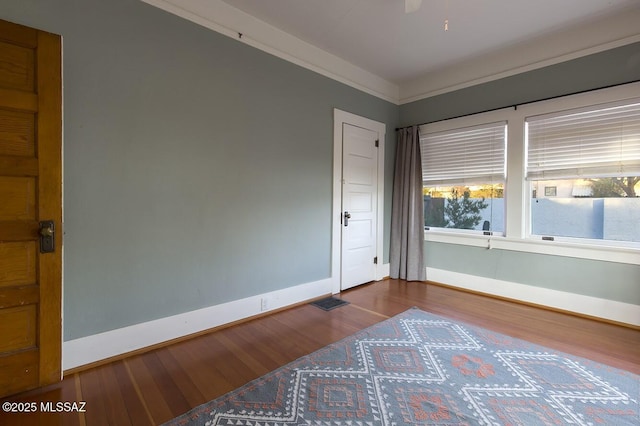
[378,263,390,280]
[426,267,640,327]
[63,278,332,371]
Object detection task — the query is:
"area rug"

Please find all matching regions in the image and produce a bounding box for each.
[164,308,638,425]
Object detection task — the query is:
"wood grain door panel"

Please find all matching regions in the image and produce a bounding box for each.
[0,18,62,398]
[0,41,35,92]
[0,241,37,288]
[0,305,37,352]
[0,176,36,220]
[0,109,35,157]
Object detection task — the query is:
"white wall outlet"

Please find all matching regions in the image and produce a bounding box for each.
[260,297,269,311]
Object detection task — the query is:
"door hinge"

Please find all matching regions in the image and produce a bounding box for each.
[375,139,379,148]
[373,256,378,264]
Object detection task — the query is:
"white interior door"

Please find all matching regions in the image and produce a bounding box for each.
[341,123,378,290]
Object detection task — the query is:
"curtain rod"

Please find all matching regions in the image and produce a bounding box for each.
[395,80,640,131]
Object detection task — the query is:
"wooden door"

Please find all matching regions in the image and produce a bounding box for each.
[341,123,378,290]
[0,19,62,398]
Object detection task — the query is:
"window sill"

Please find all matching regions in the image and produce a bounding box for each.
[424,230,640,265]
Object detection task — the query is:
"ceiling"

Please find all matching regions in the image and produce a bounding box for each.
[221,0,638,82]
[146,0,640,103]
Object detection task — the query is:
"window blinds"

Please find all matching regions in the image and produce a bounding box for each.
[420,122,506,186]
[526,99,640,180]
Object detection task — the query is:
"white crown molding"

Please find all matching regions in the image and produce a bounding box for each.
[400,9,640,104]
[140,0,400,104]
[142,1,639,106]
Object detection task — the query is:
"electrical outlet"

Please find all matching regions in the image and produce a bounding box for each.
[261,297,269,311]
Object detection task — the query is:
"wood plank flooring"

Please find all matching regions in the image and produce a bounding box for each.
[1,279,638,425]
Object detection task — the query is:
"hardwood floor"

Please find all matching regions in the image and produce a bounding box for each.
[1,279,638,426]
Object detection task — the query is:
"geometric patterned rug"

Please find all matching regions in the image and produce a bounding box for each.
[164,308,639,425]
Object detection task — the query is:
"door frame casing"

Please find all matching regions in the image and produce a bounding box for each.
[332,109,385,294]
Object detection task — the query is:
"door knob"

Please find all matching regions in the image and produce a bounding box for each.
[39,221,55,253]
[40,225,54,237]
[344,211,351,226]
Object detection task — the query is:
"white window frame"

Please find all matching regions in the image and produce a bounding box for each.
[420,120,507,235]
[420,81,640,265]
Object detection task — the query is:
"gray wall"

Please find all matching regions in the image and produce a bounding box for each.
[1,0,398,340]
[402,44,640,304]
[426,244,640,305]
[400,42,640,127]
[2,0,637,342]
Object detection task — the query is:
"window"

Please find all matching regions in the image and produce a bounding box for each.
[526,99,640,244]
[418,82,640,264]
[420,121,506,234]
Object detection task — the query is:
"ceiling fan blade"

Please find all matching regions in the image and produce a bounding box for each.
[405,0,422,14]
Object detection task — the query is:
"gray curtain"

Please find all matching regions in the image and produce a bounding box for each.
[390,126,425,281]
